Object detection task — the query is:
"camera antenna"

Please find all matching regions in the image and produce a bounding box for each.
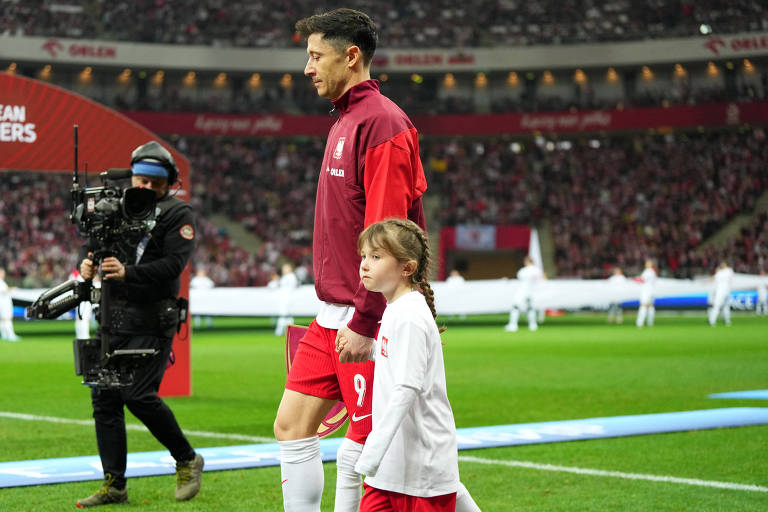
[73,124,79,187]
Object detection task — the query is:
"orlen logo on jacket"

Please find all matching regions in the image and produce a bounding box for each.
[41,39,117,59]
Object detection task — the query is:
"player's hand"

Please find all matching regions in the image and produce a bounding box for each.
[101,257,126,281]
[336,335,349,353]
[80,253,95,280]
[335,327,373,363]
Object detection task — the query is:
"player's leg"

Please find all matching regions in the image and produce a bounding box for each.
[277,321,343,512]
[334,357,376,512]
[527,300,538,331]
[723,301,731,325]
[647,304,655,326]
[334,437,364,512]
[636,304,647,327]
[505,307,519,331]
[0,317,9,339]
[708,302,716,325]
[275,390,336,512]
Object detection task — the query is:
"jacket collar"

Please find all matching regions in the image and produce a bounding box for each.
[331,79,380,115]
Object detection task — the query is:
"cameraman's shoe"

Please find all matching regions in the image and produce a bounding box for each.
[175,453,204,501]
[76,474,129,508]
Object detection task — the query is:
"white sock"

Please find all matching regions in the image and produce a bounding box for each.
[456,481,482,512]
[636,306,647,327]
[708,305,717,325]
[334,438,363,512]
[279,436,323,512]
[647,306,655,326]
[1,319,14,339]
[527,308,537,330]
[723,304,731,325]
[509,308,519,328]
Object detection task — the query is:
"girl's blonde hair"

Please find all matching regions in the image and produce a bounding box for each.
[358,218,444,331]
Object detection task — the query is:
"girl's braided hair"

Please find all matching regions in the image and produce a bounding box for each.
[357,218,445,332]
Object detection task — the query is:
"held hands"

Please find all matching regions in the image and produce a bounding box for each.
[335,326,374,363]
[80,253,126,281]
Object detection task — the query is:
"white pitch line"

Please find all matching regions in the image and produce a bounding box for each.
[458,455,768,493]
[0,411,274,443]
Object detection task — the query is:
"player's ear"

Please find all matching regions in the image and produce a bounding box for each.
[346,45,362,68]
[402,260,417,278]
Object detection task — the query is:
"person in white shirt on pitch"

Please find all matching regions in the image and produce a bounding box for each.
[0,268,20,342]
[338,218,460,512]
[190,267,215,328]
[636,259,657,327]
[505,256,544,332]
[275,263,300,336]
[446,269,467,321]
[709,261,734,326]
[607,266,627,324]
[756,270,768,315]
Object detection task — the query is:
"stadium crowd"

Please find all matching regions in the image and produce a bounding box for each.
[2,128,765,288]
[3,0,767,48]
[425,128,768,278]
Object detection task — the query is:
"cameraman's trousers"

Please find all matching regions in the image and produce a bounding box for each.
[90,333,195,489]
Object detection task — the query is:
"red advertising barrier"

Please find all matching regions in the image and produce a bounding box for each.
[120,101,768,138]
[0,72,193,397]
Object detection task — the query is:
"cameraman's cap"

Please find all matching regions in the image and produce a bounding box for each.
[131,141,172,180]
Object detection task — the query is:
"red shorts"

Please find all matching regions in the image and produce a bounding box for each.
[285,320,374,443]
[360,484,457,512]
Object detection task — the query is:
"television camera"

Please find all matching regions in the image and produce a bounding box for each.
[27,127,160,388]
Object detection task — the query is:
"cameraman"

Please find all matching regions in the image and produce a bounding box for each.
[76,141,203,508]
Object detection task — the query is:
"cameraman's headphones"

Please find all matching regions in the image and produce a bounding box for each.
[130,141,179,186]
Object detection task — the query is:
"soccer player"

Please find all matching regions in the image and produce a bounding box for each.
[708,261,734,326]
[756,270,767,315]
[0,268,20,342]
[274,9,479,512]
[341,219,459,511]
[636,259,657,327]
[275,263,299,336]
[505,256,544,332]
[190,267,215,328]
[607,266,627,324]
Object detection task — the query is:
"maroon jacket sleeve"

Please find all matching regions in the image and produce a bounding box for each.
[347,128,428,338]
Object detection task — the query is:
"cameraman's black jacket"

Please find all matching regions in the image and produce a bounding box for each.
[81,194,195,319]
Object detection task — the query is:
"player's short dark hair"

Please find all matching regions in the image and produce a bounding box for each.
[295,8,377,66]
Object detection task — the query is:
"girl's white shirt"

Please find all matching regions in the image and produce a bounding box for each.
[355,290,459,497]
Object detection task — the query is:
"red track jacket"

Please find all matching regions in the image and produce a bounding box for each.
[313,79,427,338]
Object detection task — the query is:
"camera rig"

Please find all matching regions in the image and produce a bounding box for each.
[27,126,160,388]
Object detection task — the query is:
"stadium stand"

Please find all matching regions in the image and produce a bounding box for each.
[3,0,767,47]
[3,127,765,287]
[422,129,768,278]
[1,2,766,287]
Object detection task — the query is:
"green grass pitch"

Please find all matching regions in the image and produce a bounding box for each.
[1,313,767,511]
